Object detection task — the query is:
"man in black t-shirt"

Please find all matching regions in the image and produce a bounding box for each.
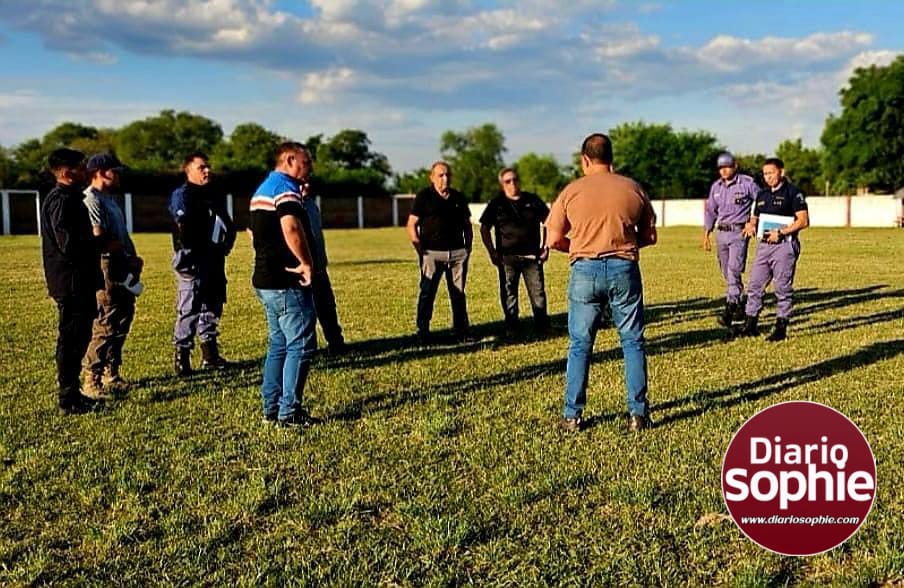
[480,167,550,336]
[737,157,810,341]
[248,142,321,428]
[406,161,474,343]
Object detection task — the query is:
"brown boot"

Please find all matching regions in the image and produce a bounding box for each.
[102,365,131,394]
[82,370,112,400]
[200,340,229,370]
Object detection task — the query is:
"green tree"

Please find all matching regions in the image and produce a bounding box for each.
[440,123,506,202]
[313,130,392,194]
[114,110,223,171]
[734,153,767,183]
[775,138,823,195]
[821,54,904,193]
[11,139,46,186]
[0,145,17,188]
[212,123,283,172]
[392,168,430,194]
[513,153,568,201]
[608,122,721,198]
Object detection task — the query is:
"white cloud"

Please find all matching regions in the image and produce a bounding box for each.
[298,68,358,104]
[696,31,873,72]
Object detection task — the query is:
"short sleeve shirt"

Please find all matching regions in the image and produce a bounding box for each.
[754,181,808,218]
[249,171,307,289]
[83,187,136,257]
[479,192,549,256]
[411,186,471,250]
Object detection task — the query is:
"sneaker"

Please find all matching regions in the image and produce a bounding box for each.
[262,412,279,425]
[326,341,348,356]
[628,415,653,431]
[558,416,583,432]
[277,410,323,429]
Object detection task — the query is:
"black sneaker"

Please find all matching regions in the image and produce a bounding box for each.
[326,341,348,356]
[628,414,653,431]
[277,410,323,429]
[262,412,278,425]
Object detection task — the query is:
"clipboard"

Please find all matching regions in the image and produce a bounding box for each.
[757,213,794,241]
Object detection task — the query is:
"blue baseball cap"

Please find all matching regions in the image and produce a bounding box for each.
[86,152,126,172]
[716,152,736,168]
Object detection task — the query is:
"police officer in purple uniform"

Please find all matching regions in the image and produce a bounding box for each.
[738,157,809,341]
[702,152,758,327]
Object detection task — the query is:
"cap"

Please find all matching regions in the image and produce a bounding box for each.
[86,152,126,173]
[716,152,736,168]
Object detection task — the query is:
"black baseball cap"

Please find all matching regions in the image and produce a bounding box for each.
[86,152,126,172]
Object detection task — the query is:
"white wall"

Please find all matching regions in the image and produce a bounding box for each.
[848,196,903,227]
[471,196,903,228]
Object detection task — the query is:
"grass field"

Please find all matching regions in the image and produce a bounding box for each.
[1,226,902,585]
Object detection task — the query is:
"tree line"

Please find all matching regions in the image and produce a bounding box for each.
[1,55,901,200]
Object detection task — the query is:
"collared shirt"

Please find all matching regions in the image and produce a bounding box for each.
[703,173,759,230]
[754,181,808,218]
[479,191,549,256]
[249,170,307,289]
[411,186,471,250]
[83,187,136,257]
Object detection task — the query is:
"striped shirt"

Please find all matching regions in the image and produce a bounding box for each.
[249,171,307,289]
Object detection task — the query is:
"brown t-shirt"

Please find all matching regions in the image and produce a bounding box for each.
[546,171,656,263]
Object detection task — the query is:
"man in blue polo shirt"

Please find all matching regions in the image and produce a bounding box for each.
[249,142,320,428]
[702,152,759,327]
[737,157,810,341]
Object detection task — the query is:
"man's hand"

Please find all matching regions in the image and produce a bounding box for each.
[742,222,757,238]
[539,247,549,263]
[702,233,712,251]
[285,262,313,287]
[766,229,781,244]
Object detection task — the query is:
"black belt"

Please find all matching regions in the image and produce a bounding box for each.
[716,223,746,231]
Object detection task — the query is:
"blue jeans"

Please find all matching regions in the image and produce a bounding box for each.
[564,258,649,419]
[255,287,317,420]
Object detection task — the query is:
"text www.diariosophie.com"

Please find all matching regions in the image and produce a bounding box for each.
[740,515,860,525]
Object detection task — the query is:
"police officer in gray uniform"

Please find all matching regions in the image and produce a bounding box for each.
[702,152,758,326]
[738,157,809,341]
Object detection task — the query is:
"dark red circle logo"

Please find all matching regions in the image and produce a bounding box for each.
[721,401,876,556]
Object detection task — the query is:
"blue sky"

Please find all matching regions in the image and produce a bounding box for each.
[0,1,901,172]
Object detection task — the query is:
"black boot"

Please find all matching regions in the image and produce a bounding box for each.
[734,296,748,322]
[174,347,193,377]
[718,302,737,327]
[736,315,759,337]
[767,317,789,342]
[200,340,229,369]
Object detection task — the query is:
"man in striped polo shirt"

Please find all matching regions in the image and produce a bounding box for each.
[249,142,320,428]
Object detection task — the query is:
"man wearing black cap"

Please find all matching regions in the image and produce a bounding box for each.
[82,152,143,397]
[702,152,759,327]
[40,148,103,414]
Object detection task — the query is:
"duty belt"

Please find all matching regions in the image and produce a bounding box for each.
[716,223,746,231]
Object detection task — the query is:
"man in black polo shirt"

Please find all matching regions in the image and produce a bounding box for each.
[40,148,103,414]
[480,166,550,336]
[738,157,810,341]
[406,161,474,343]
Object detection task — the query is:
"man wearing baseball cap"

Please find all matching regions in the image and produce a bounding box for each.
[82,152,143,398]
[702,151,759,328]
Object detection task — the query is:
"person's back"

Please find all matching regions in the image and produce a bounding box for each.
[551,171,652,262]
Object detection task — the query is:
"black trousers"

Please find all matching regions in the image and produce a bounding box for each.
[312,269,344,346]
[54,293,98,404]
[498,257,548,328]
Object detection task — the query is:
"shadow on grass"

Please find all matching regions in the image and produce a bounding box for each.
[653,338,903,428]
[136,358,262,403]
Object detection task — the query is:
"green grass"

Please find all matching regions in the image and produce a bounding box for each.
[1,227,902,585]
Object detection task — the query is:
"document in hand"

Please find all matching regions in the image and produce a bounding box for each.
[757,213,795,241]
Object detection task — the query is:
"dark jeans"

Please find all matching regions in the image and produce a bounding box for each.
[312,269,344,347]
[498,256,548,328]
[84,258,136,375]
[55,293,98,404]
[417,248,469,334]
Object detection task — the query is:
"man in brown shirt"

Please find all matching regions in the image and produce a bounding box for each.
[546,133,657,432]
